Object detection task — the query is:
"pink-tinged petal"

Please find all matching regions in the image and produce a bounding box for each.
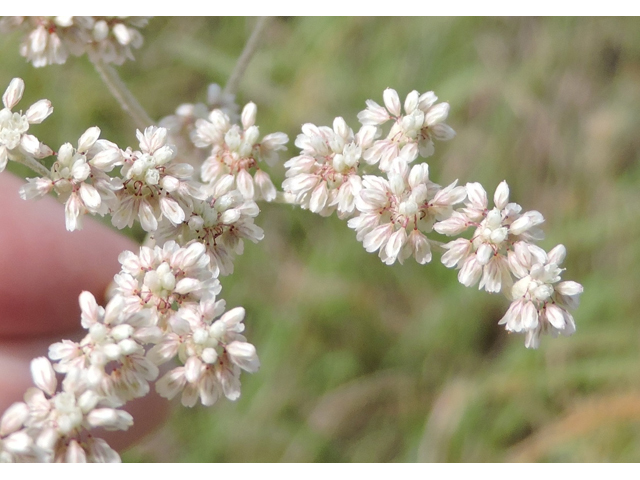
[0,145,7,172]
[494,181,510,210]
[418,91,438,111]
[65,439,87,463]
[19,176,53,199]
[384,228,407,265]
[87,438,121,463]
[363,223,394,253]
[30,357,57,396]
[77,126,100,153]
[3,78,24,109]
[241,101,257,129]
[0,402,29,436]
[425,102,450,125]
[86,409,133,431]
[65,193,84,231]
[430,123,456,141]
[521,301,539,330]
[184,356,204,383]
[545,303,567,330]
[465,182,487,210]
[160,196,185,225]
[79,183,101,211]
[555,280,583,296]
[138,200,158,232]
[25,99,53,124]
[383,88,401,117]
[226,341,260,373]
[458,255,482,287]
[547,244,567,266]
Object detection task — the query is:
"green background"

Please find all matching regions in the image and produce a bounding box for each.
[2,17,640,462]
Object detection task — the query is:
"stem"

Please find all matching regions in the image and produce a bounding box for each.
[223,17,270,97]
[92,59,155,130]
[10,151,50,178]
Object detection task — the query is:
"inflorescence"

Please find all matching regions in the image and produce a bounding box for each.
[0,17,583,463]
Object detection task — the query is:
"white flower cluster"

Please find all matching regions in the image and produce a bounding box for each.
[0,76,277,461]
[0,16,150,67]
[21,126,122,231]
[283,88,583,348]
[0,241,258,462]
[160,84,240,165]
[0,78,52,172]
[0,70,585,461]
[192,101,289,202]
[1,358,131,462]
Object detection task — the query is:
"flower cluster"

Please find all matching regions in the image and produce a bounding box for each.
[0,73,277,461]
[283,88,583,348]
[192,102,288,202]
[0,240,259,462]
[1,358,132,462]
[0,16,150,67]
[0,78,52,172]
[0,57,585,461]
[283,118,375,217]
[21,127,122,231]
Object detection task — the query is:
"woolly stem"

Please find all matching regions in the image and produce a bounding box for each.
[92,59,155,130]
[223,17,270,97]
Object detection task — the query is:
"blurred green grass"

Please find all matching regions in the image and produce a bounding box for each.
[3,17,640,462]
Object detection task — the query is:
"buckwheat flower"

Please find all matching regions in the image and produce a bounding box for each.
[283,118,375,217]
[153,298,259,407]
[194,103,288,202]
[1,16,150,67]
[0,402,46,462]
[17,359,130,462]
[349,159,466,265]
[0,77,53,172]
[20,127,124,231]
[0,17,74,67]
[112,126,205,232]
[499,244,583,348]
[155,191,264,276]
[438,181,545,293]
[83,17,150,65]
[112,241,221,331]
[49,291,161,404]
[358,88,455,171]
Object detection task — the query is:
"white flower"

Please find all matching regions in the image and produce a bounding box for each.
[113,126,203,232]
[153,299,259,407]
[499,244,583,348]
[0,78,53,172]
[2,17,150,67]
[113,241,220,329]
[438,181,544,294]
[49,292,161,404]
[283,119,374,217]
[358,88,455,170]
[14,359,130,462]
[349,159,465,265]
[195,103,288,202]
[154,192,263,277]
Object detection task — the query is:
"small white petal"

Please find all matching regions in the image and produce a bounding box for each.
[25,99,53,124]
[30,357,57,396]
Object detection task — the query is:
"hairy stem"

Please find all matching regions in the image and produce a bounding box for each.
[223,17,270,97]
[92,59,155,130]
[10,151,50,178]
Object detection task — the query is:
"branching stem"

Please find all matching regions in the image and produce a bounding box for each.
[92,59,155,130]
[223,17,270,97]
